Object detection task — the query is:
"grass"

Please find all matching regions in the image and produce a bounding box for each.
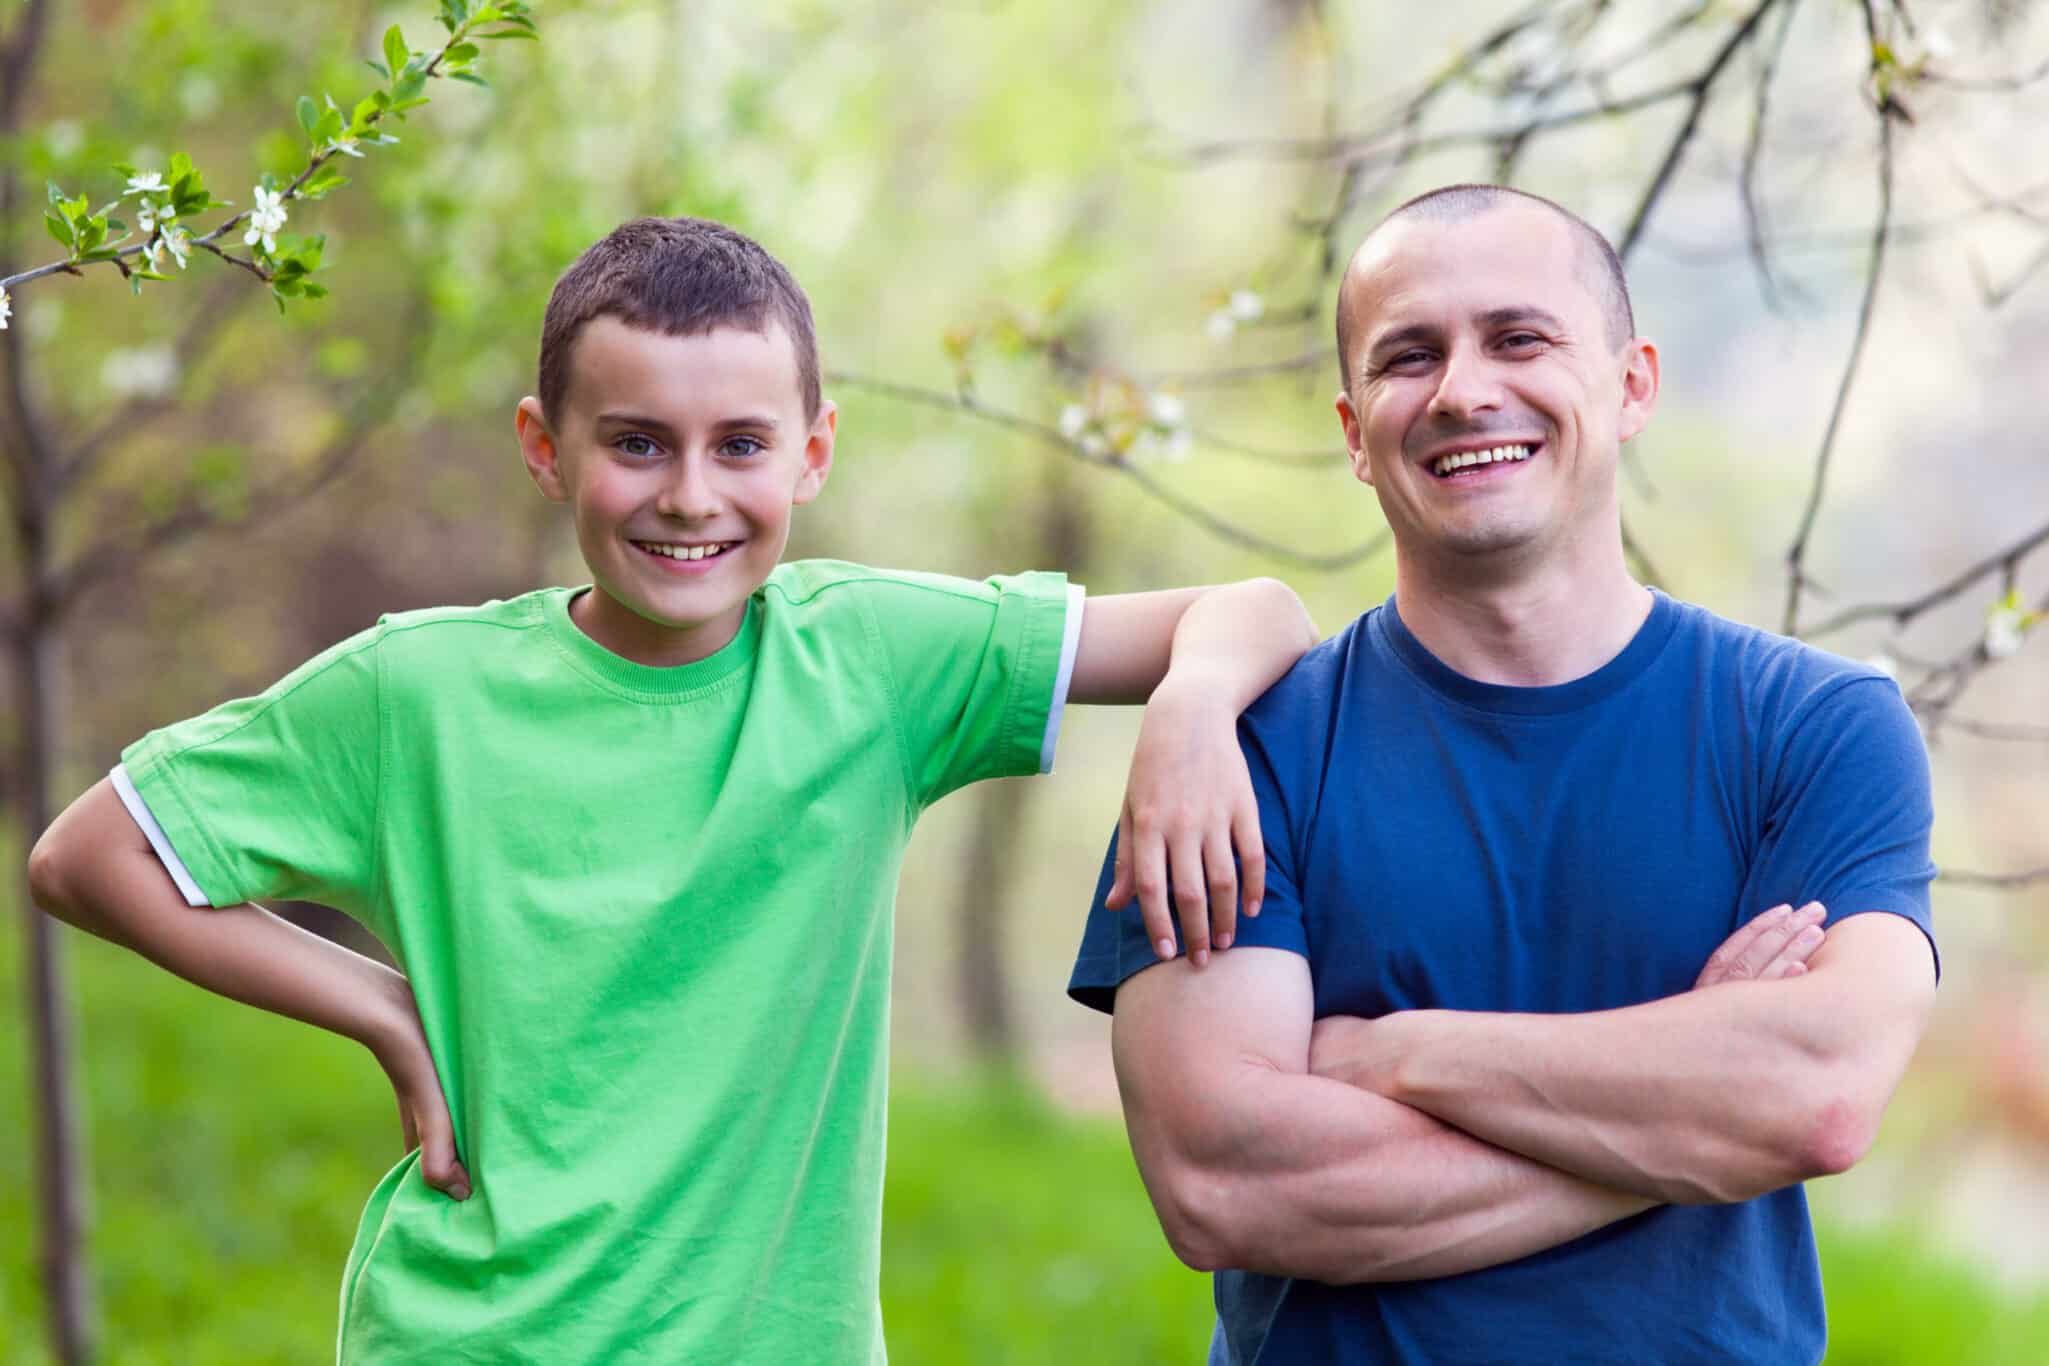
[3,925,2046,1362]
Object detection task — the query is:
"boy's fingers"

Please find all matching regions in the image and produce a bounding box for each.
[414,1105,471,1201]
[1204,829,1237,952]
[1105,810,1134,911]
[1170,834,1211,967]
[1133,831,1174,961]
[1233,803,1265,919]
[1767,959,1810,981]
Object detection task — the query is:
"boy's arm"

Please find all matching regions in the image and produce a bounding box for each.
[27,778,471,1200]
[1067,580,1318,965]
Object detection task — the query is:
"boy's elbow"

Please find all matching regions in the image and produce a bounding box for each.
[26,828,76,916]
[1243,577,1318,649]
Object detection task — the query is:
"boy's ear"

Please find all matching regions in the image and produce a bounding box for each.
[791,399,837,506]
[515,397,569,502]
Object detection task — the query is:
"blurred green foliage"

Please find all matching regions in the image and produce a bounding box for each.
[2,909,2046,1364]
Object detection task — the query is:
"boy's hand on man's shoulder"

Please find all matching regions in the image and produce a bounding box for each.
[1105,676,1265,969]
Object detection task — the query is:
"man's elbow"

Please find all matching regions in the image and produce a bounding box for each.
[1148,1160,1255,1273]
[1794,1094,1880,1180]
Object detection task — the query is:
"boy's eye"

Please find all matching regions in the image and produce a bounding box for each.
[615,434,660,459]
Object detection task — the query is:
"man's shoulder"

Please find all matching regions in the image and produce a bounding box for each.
[1664,595,1900,718]
[1244,610,1380,727]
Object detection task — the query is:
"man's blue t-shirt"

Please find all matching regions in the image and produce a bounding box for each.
[1069,591,1936,1366]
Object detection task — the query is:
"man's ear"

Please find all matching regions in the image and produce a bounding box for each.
[1335,389,1375,488]
[792,398,838,506]
[1616,337,1661,445]
[516,397,569,502]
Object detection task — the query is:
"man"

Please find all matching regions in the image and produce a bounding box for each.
[1067,184,1937,1365]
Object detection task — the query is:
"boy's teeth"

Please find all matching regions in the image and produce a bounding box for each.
[1433,444,1532,477]
[641,541,729,560]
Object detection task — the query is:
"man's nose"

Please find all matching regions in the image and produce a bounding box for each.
[655,454,721,521]
[1428,345,1503,423]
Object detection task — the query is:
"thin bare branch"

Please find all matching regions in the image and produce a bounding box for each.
[1920,55,2049,93]
[1738,0,1804,309]
[1616,0,1787,262]
[1782,76,1898,635]
[829,370,1387,569]
[1939,865,2049,890]
[1924,715,2049,743]
[1141,347,1336,390]
[1802,518,2049,639]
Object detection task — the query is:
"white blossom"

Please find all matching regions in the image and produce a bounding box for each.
[1057,404,1087,439]
[100,345,179,399]
[1147,391,1186,427]
[245,185,288,254]
[125,170,166,196]
[325,135,365,159]
[1985,608,2028,660]
[1163,426,1194,462]
[1228,289,1264,322]
[1080,431,1110,458]
[142,236,166,272]
[162,223,191,270]
[1205,309,1237,343]
[0,287,11,331]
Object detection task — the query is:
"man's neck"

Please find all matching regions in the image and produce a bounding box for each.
[1391,550,1652,688]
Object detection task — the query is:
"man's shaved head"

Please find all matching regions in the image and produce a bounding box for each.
[1335,185,1635,392]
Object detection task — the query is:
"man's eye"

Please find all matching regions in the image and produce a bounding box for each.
[616,434,659,458]
[1501,332,1543,350]
[1384,350,1433,371]
[722,435,766,459]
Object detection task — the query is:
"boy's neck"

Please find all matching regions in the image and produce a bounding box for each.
[570,586,746,668]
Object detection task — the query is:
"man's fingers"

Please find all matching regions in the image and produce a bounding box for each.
[1233,802,1265,919]
[1171,834,1212,966]
[1203,829,1237,953]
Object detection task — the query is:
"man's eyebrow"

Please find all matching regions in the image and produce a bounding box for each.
[1476,306,1568,332]
[1365,322,1440,357]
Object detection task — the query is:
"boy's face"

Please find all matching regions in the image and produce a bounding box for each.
[516,316,835,667]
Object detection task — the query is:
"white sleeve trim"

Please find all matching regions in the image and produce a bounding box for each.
[110,764,209,907]
[1039,584,1086,774]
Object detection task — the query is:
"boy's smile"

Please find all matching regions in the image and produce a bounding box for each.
[516,317,836,667]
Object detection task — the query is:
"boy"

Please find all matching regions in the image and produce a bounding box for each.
[27,216,1315,1360]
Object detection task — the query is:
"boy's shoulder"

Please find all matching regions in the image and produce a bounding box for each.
[760,559,1025,607]
[371,588,561,643]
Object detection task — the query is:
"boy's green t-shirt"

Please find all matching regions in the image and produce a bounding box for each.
[118,560,1077,1363]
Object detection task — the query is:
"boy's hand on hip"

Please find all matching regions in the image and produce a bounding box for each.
[368,977,471,1201]
[1105,676,1265,968]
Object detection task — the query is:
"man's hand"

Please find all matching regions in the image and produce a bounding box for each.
[367,979,471,1201]
[1104,676,1264,967]
[1693,902,1826,988]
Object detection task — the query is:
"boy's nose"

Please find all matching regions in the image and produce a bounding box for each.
[655,457,722,521]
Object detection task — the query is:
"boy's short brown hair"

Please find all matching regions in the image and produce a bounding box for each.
[537,216,821,425]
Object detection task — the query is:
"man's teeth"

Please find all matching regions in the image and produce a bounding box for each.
[1432,444,1532,477]
[639,541,731,561]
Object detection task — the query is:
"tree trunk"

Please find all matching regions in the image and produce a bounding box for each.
[952,457,1094,1066]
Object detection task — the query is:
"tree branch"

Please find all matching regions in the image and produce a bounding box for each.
[1802,517,2049,639]
[1939,866,2049,890]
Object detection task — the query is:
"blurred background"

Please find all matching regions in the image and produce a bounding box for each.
[5,0,2049,1361]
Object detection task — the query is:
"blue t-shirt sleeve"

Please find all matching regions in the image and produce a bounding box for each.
[1067,713,1310,1014]
[1747,674,1938,975]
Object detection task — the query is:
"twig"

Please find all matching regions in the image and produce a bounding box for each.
[1782,48,1897,636]
[1616,0,1786,262]
[1802,518,2049,639]
[1940,866,2049,890]
[1738,0,1804,310]
[829,370,1387,569]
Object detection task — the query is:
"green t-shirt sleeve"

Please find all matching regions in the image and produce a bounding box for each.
[853,568,1074,808]
[119,626,384,912]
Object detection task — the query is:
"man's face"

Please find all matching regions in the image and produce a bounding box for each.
[516,316,834,666]
[1334,203,1656,573]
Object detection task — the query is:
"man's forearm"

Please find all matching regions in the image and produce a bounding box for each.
[1128,1055,1652,1283]
[1312,918,1934,1204]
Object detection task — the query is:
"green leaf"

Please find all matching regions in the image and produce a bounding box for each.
[297,94,320,135]
[351,94,383,128]
[393,68,428,103]
[300,165,350,199]
[364,58,389,79]
[105,216,127,234]
[384,23,409,76]
[300,283,329,300]
[45,208,73,246]
[449,70,487,86]
[168,151,194,182]
[111,161,139,179]
[478,28,538,39]
[313,108,345,143]
[446,41,480,63]
[77,218,106,250]
[471,5,501,21]
[76,246,122,262]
